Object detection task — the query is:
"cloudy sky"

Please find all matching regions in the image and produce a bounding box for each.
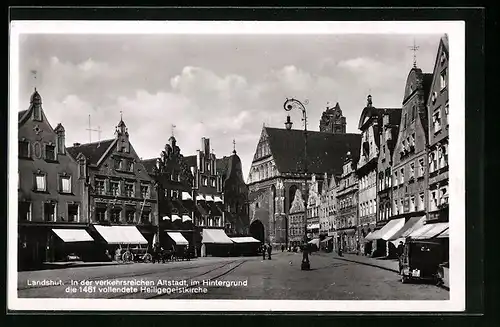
[18,33,442,179]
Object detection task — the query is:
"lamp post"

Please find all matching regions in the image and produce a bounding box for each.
[284,98,310,270]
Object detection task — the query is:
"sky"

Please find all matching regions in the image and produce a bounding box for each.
[18,33,442,180]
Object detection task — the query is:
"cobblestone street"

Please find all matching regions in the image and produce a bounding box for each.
[18,252,449,300]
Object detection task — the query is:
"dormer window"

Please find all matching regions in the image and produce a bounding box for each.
[114,158,122,170]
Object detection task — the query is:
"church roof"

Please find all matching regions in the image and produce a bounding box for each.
[264,127,361,176]
[66,139,115,166]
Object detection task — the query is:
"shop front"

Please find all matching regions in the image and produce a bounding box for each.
[201,228,233,257]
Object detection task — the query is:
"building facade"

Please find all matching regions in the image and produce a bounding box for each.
[319,173,338,251]
[67,117,158,252]
[306,174,321,239]
[427,35,449,223]
[247,107,360,248]
[288,188,306,247]
[390,65,433,255]
[335,151,359,253]
[18,89,88,269]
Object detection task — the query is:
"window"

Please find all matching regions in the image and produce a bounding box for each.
[110,210,121,223]
[57,135,65,154]
[403,113,407,129]
[45,144,56,161]
[95,180,105,195]
[409,196,415,212]
[400,199,404,213]
[440,68,447,90]
[126,210,135,224]
[411,105,416,121]
[141,211,150,224]
[411,133,416,147]
[60,176,71,193]
[418,192,425,211]
[110,181,120,196]
[206,162,211,172]
[429,152,437,173]
[78,160,86,178]
[433,111,442,133]
[125,160,134,172]
[125,183,134,197]
[19,141,30,158]
[383,145,386,155]
[410,162,415,179]
[400,168,404,185]
[96,208,106,222]
[419,158,425,177]
[114,158,121,170]
[402,139,406,152]
[141,184,149,198]
[202,176,208,186]
[211,178,216,187]
[35,174,46,192]
[393,171,398,186]
[68,204,79,222]
[19,202,31,221]
[430,191,438,211]
[445,103,449,117]
[439,144,448,168]
[394,199,399,215]
[44,203,56,222]
[440,186,449,205]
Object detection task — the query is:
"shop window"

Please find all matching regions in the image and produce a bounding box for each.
[44,202,56,222]
[35,173,46,192]
[67,204,79,222]
[19,140,30,158]
[18,202,31,221]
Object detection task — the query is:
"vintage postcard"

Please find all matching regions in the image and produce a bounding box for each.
[8,20,465,312]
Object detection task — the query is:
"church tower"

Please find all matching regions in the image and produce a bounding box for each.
[319,102,347,134]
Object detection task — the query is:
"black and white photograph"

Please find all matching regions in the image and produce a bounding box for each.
[8,20,465,312]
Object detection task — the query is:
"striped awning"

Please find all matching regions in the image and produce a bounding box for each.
[182,192,193,200]
[214,195,223,203]
[182,215,192,222]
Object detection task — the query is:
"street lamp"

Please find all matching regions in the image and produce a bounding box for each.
[283,98,310,270]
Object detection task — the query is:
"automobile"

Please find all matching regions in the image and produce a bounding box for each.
[399,239,444,285]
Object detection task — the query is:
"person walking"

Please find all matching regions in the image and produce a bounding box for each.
[267,243,272,260]
[262,244,266,260]
[281,245,285,252]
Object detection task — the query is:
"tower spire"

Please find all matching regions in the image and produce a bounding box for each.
[233,139,237,154]
[409,38,420,68]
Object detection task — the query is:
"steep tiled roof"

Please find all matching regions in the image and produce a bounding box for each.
[66,139,115,166]
[141,158,158,174]
[264,127,361,176]
[184,155,197,168]
[422,73,433,103]
[216,156,232,176]
[18,110,28,121]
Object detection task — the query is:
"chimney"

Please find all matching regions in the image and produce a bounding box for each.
[73,142,81,147]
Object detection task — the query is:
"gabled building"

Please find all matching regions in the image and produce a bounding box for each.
[319,173,338,251]
[18,89,89,269]
[288,188,305,247]
[215,145,250,236]
[141,136,196,254]
[356,94,400,256]
[427,35,449,223]
[67,117,157,254]
[247,107,361,247]
[335,151,359,253]
[306,174,321,239]
[374,107,402,256]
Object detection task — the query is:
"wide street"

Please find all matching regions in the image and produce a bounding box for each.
[18,252,449,300]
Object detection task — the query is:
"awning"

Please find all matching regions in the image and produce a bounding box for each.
[93,225,148,245]
[52,229,94,243]
[202,229,233,244]
[436,228,449,238]
[205,195,214,202]
[167,232,189,245]
[365,218,405,241]
[410,222,449,240]
[214,195,223,203]
[320,236,333,243]
[387,216,426,241]
[308,238,320,247]
[196,194,205,201]
[182,192,193,201]
[171,214,181,222]
[307,223,320,230]
[230,237,261,244]
[182,215,192,222]
[162,215,170,221]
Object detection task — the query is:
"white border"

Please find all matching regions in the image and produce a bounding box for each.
[8,20,466,312]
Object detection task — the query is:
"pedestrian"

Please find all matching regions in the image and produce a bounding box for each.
[262,244,266,260]
[267,243,272,260]
[397,241,404,258]
[281,245,285,252]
